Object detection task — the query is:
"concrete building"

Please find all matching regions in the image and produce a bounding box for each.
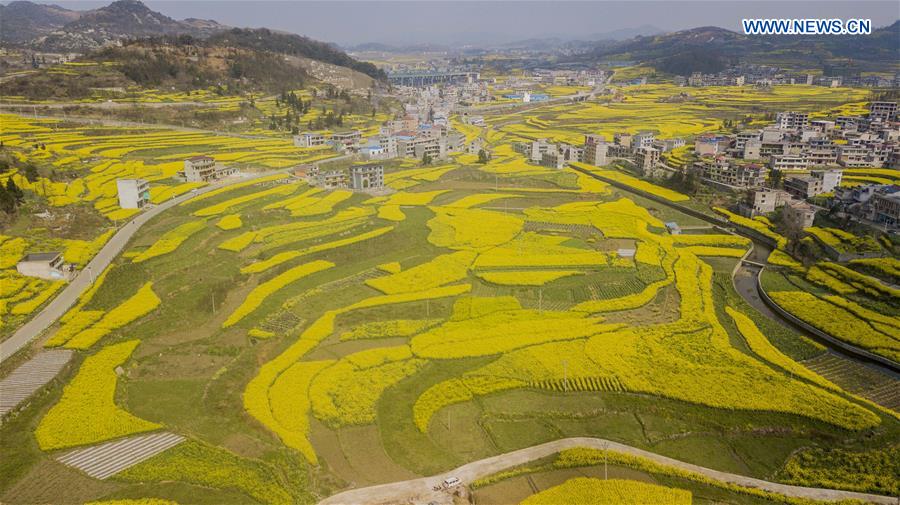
[349,164,384,190]
[330,130,362,152]
[583,135,609,166]
[871,192,900,226]
[784,175,824,199]
[783,200,817,229]
[634,147,660,176]
[811,168,843,193]
[182,156,235,182]
[632,132,655,151]
[869,101,898,122]
[313,170,349,190]
[16,252,68,281]
[694,135,730,156]
[183,156,217,182]
[116,178,150,209]
[293,132,327,148]
[697,158,767,188]
[837,145,870,167]
[748,189,792,215]
[776,111,810,131]
[541,150,566,169]
[742,139,762,160]
[769,154,808,171]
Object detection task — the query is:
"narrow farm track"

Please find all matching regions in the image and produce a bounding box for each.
[55,431,185,479]
[319,437,895,505]
[0,349,73,420]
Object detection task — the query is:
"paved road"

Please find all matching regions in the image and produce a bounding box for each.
[0,170,291,363]
[319,437,895,505]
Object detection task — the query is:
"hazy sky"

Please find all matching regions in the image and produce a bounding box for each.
[19,1,900,46]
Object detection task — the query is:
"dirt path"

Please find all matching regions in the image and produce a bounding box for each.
[318,437,894,505]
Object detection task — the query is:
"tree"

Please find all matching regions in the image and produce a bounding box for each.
[769,169,784,189]
[6,178,24,203]
[0,184,15,214]
[421,152,432,166]
[23,163,39,182]
[477,149,489,164]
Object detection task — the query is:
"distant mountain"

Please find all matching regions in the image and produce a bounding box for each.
[2,0,226,50]
[587,25,665,41]
[570,22,900,75]
[0,1,81,44]
[2,0,384,84]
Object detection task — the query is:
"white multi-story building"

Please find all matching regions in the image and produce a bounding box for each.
[293,132,328,148]
[776,111,810,131]
[811,169,843,193]
[769,154,808,171]
[116,179,150,209]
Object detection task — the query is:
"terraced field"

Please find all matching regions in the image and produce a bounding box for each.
[1,83,897,505]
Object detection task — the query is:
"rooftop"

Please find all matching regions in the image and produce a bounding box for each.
[21,252,62,262]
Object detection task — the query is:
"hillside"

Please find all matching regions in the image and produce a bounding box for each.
[4,0,225,51]
[0,1,82,44]
[208,28,386,81]
[570,22,900,74]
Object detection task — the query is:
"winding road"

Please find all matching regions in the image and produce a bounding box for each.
[319,437,895,505]
[0,159,349,364]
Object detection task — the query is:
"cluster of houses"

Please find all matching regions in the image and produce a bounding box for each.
[690,102,900,229]
[674,65,900,88]
[510,131,684,174]
[293,115,470,163]
[294,164,385,192]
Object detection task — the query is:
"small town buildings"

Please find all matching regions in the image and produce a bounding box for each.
[349,164,385,190]
[541,150,566,169]
[116,178,150,209]
[869,101,898,122]
[694,135,730,156]
[871,191,900,226]
[16,252,68,281]
[811,168,843,193]
[293,132,328,148]
[632,131,655,151]
[775,111,810,131]
[836,145,870,167]
[633,147,660,176]
[182,156,235,182]
[696,158,767,189]
[583,135,609,166]
[782,200,817,229]
[313,170,349,190]
[769,154,808,171]
[784,175,824,199]
[746,188,792,216]
[330,130,362,152]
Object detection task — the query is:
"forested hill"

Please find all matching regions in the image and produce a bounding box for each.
[207,28,386,81]
[567,21,900,75]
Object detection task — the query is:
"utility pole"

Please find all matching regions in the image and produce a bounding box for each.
[87,265,94,284]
